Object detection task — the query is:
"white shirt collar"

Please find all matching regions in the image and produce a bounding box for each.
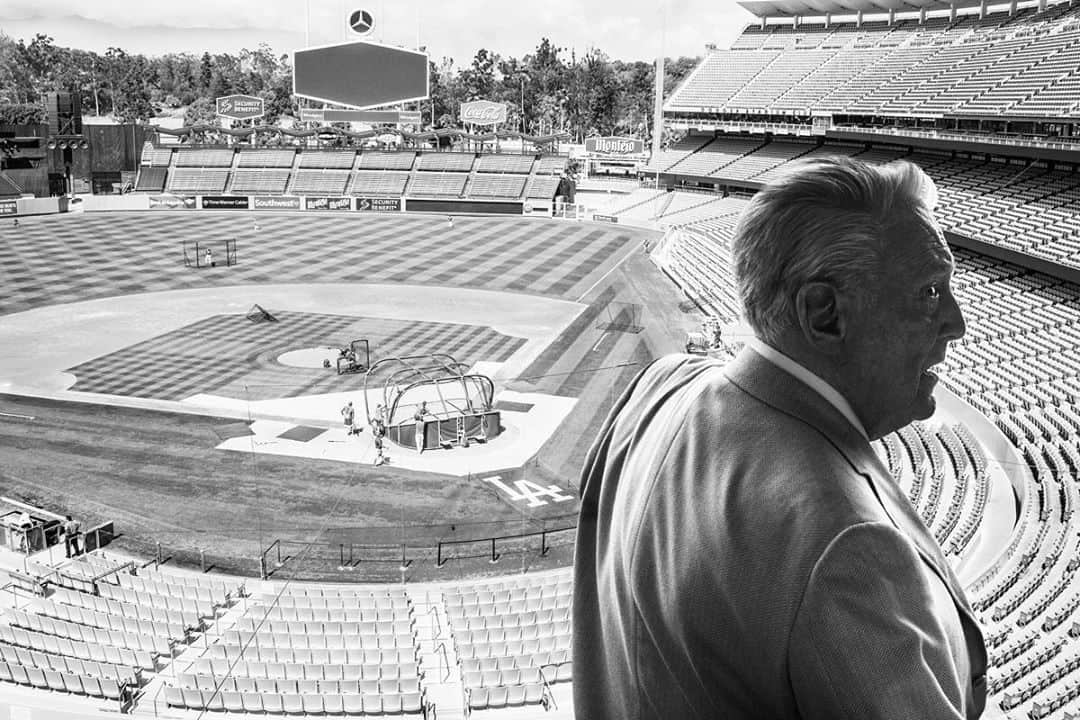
[746,338,869,441]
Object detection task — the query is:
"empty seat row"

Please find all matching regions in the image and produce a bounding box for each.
[186,657,420,682]
[203,643,415,667]
[176,673,419,696]
[0,641,139,686]
[445,596,570,619]
[449,607,570,632]
[232,617,411,636]
[0,661,130,704]
[6,610,170,658]
[164,687,426,715]
[258,593,409,611]
[248,605,409,624]
[0,622,155,671]
[98,582,212,618]
[468,682,547,710]
[463,663,571,689]
[29,597,185,643]
[51,585,200,632]
[453,621,571,647]
[459,650,569,675]
[220,629,413,651]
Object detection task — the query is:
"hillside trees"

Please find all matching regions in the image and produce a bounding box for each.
[0,33,699,143]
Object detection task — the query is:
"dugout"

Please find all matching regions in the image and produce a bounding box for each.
[363,353,500,450]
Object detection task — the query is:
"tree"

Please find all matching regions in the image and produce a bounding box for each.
[459,48,498,101]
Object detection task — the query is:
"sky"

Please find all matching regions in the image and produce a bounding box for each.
[0,0,756,65]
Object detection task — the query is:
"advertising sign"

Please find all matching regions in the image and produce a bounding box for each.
[253,196,301,210]
[0,199,17,215]
[460,100,508,126]
[592,214,619,224]
[216,95,265,121]
[305,196,352,211]
[355,197,402,212]
[149,194,195,209]
[585,136,646,155]
[201,196,250,210]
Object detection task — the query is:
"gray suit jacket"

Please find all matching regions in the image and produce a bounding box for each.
[573,348,987,719]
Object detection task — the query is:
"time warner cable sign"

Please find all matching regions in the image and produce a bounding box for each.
[216,94,265,121]
[585,136,646,156]
[460,100,507,126]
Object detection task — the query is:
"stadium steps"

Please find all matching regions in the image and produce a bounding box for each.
[413,595,464,719]
[649,192,675,220]
[461,165,480,199]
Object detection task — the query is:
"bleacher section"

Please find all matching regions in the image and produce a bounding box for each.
[133,168,167,192]
[229,170,290,194]
[407,172,468,198]
[415,153,476,172]
[476,155,535,174]
[299,152,357,170]
[651,135,1080,269]
[467,175,527,199]
[357,152,416,171]
[290,170,351,195]
[172,149,234,168]
[166,169,229,194]
[350,171,410,197]
[236,149,296,168]
[667,3,1080,119]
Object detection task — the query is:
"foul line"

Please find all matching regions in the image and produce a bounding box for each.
[575,244,640,304]
[0,412,34,421]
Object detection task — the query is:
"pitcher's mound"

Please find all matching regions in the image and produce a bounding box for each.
[277,347,339,368]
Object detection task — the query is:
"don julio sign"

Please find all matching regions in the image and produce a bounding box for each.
[586,136,646,155]
[460,100,507,126]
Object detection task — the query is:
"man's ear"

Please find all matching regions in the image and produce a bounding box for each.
[795,281,845,349]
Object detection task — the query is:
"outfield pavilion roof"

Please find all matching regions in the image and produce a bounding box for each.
[737,0,1020,17]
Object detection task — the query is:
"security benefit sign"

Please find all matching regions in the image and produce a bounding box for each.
[355,197,401,212]
[305,196,352,211]
[216,94,265,121]
[460,100,508,126]
[585,136,646,156]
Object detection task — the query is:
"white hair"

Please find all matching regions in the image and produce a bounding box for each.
[732,156,939,345]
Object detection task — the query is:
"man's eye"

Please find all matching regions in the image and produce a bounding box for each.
[924,285,940,300]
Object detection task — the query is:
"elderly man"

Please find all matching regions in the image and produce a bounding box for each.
[573,157,986,720]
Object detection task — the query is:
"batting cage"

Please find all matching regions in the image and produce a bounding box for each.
[183,237,238,269]
[363,353,500,450]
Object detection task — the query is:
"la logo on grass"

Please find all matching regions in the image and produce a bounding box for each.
[483,476,574,508]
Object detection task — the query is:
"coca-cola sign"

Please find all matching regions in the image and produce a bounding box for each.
[460,100,508,126]
[585,136,646,155]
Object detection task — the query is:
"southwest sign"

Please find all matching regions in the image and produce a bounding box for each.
[460,100,507,126]
[586,136,646,155]
[216,95,265,121]
[293,41,429,109]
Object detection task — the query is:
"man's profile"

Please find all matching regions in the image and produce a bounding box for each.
[573,157,986,719]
